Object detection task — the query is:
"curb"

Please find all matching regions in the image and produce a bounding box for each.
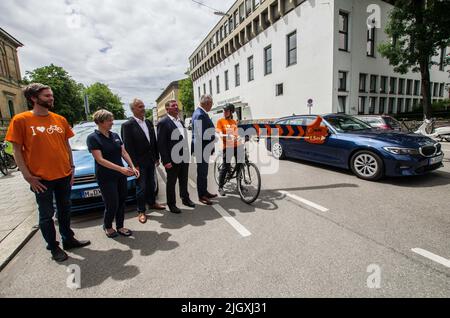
[0,211,39,272]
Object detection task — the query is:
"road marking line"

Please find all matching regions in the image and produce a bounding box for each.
[278,191,329,212]
[212,205,252,238]
[411,248,450,268]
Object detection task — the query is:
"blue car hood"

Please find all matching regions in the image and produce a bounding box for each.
[73,150,95,176]
[345,129,435,147]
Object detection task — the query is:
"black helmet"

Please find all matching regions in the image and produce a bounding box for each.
[223,103,235,113]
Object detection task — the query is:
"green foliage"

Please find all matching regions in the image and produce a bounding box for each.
[23,64,85,125]
[84,83,125,120]
[378,0,450,119]
[145,108,153,121]
[178,77,194,117]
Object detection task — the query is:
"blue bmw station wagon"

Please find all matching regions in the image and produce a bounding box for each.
[267,114,444,181]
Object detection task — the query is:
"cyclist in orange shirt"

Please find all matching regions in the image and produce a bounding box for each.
[216,104,243,196]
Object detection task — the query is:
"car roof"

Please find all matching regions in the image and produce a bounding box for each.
[275,114,349,122]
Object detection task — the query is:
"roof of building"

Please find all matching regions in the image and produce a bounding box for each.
[0,28,24,48]
[155,78,186,103]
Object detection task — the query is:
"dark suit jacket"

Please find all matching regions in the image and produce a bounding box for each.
[157,116,189,166]
[191,107,215,156]
[121,117,159,168]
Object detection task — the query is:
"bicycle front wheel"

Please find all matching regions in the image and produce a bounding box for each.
[237,163,261,204]
[213,154,223,186]
[5,154,17,170]
[0,155,8,176]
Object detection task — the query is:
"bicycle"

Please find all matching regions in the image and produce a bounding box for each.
[213,136,261,204]
[0,141,17,176]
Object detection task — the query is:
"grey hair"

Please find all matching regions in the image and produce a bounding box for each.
[130,98,144,110]
[200,94,213,106]
[92,109,114,124]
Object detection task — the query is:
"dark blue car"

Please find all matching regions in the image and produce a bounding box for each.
[69,120,158,213]
[266,114,444,181]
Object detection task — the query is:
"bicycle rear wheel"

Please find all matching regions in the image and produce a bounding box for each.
[0,154,8,176]
[5,153,17,170]
[237,163,261,204]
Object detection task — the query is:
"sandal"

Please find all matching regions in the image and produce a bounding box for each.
[138,213,147,224]
[105,229,118,238]
[117,228,133,237]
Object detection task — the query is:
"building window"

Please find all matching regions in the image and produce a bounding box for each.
[287,31,297,66]
[440,47,447,71]
[216,75,220,94]
[248,56,254,81]
[369,97,377,114]
[198,87,201,99]
[338,71,347,91]
[225,70,229,91]
[276,83,284,96]
[359,73,367,92]
[234,10,239,28]
[239,3,245,22]
[264,45,272,75]
[367,25,376,57]
[388,97,395,113]
[379,97,386,114]
[405,99,412,112]
[339,11,349,51]
[433,82,439,97]
[209,80,213,95]
[397,98,404,113]
[8,100,15,118]
[439,83,444,97]
[235,64,240,87]
[414,80,420,96]
[389,77,397,94]
[370,75,377,93]
[338,96,347,113]
[245,0,252,16]
[203,83,206,95]
[229,16,234,33]
[358,96,366,114]
[406,79,413,95]
[398,78,405,94]
[380,76,388,93]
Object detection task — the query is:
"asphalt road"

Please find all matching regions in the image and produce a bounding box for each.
[0,142,449,297]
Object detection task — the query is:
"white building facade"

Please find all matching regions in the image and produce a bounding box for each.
[189,0,449,121]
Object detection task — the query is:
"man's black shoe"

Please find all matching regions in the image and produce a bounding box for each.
[182,199,196,208]
[51,247,68,263]
[63,239,91,251]
[168,205,182,214]
[205,192,218,199]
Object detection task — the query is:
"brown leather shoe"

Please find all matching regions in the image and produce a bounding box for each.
[205,192,218,199]
[150,203,166,210]
[199,197,213,206]
[138,213,147,224]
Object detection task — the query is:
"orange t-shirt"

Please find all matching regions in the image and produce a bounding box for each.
[216,118,240,149]
[5,111,75,181]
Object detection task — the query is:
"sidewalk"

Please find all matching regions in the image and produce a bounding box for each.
[0,170,38,271]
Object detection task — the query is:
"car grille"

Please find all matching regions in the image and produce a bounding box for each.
[74,174,97,185]
[420,144,441,158]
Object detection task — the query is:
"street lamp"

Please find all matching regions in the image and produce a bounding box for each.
[214,11,230,17]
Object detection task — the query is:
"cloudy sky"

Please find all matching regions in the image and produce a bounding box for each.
[0,0,234,113]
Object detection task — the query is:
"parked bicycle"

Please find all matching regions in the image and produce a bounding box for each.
[0,141,17,176]
[213,136,261,204]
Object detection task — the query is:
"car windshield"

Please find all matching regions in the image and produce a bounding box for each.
[383,116,400,128]
[326,116,372,133]
[359,117,384,126]
[70,123,122,151]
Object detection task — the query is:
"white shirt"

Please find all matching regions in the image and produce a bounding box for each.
[133,116,150,143]
[168,114,186,140]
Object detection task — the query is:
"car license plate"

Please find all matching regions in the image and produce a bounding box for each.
[83,189,102,198]
[429,154,444,165]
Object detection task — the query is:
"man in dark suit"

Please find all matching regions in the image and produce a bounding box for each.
[121,99,166,224]
[157,100,196,214]
[191,94,218,206]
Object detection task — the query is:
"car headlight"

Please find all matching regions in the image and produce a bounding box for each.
[383,147,419,155]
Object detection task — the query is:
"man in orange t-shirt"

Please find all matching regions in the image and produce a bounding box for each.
[6,83,90,262]
[216,104,244,196]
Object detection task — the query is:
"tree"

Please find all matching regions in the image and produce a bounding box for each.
[379,0,450,119]
[145,108,153,121]
[23,64,85,125]
[179,77,195,117]
[84,83,126,120]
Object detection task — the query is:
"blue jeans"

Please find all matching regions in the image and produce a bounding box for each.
[33,175,74,251]
[136,164,156,213]
[98,176,128,230]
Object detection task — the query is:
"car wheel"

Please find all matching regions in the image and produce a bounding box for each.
[271,142,286,160]
[350,151,384,181]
